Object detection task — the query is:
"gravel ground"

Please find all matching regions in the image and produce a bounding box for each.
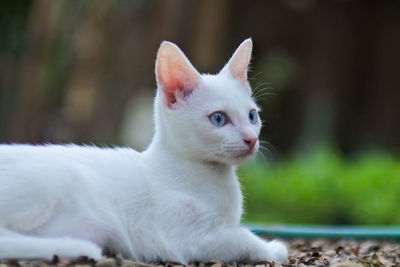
[1,239,399,267]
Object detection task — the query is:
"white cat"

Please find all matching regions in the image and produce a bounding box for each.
[0,39,287,264]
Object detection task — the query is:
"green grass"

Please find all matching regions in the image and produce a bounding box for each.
[238,148,400,225]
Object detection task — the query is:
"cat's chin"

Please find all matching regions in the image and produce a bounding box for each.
[214,150,256,166]
[231,153,255,165]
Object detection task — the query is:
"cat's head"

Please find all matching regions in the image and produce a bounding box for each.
[153,39,261,166]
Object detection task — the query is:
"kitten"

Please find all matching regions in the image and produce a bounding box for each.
[0,39,287,264]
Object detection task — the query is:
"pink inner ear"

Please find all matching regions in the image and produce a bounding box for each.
[224,39,252,84]
[230,62,249,82]
[156,42,200,108]
[163,66,185,108]
[229,50,251,83]
[159,61,199,108]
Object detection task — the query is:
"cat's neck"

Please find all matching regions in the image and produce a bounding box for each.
[144,135,234,178]
[144,133,242,226]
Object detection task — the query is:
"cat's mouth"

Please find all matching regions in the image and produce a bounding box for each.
[217,146,258,163]
[231,148,256,159]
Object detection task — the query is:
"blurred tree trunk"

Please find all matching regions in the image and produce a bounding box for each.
[8,0,57,142]
[366,6,400,151]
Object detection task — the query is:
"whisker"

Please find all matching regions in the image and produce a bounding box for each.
[248,72,264,82]
[253,87,273,97]
[259,140,274,150]
[257,148,267,162]
[253,87,274,96]
[250,79,272,89]
[252,82,270,90]
[253,91,275,101]
[252,88,275,102]
[252,84,272,96]
[258,144,274,162]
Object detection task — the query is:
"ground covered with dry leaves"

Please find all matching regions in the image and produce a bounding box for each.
[0,239,399,267]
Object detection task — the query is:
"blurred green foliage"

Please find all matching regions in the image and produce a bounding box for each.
[239,148,400,225]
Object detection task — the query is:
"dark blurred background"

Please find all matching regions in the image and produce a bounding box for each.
[2,0,399,155]
[1,0,400,224]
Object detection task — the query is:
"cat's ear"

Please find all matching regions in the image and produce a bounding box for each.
[155,41,201,108]
[221,38,252,84]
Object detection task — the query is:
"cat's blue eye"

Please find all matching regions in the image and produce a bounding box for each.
[248,110,258,124]
[209,112,226,127]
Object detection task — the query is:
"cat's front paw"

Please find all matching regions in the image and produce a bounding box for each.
[79,243,103,261]
[264,240,288,262]
[57,238,103,260]
[252,240,288,263]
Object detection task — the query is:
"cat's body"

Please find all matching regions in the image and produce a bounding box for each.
[0,39,287,263]
[0,144,240,262]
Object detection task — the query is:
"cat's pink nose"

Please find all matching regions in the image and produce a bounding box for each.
[243,137,258,149]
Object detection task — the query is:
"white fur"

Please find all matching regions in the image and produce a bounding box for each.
[0,39,287,263]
